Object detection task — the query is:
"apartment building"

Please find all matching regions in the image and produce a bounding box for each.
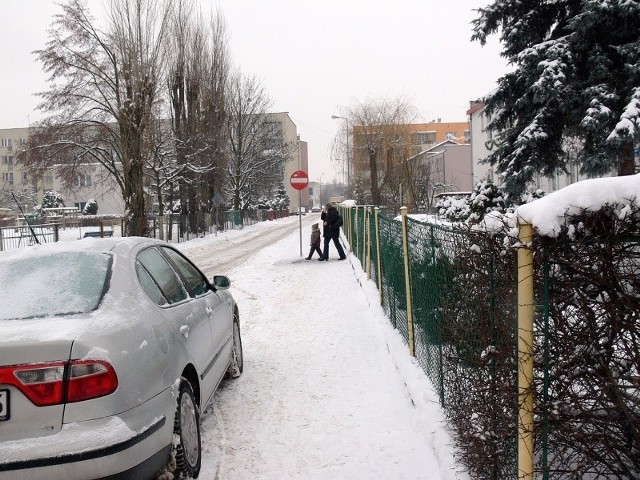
[270,112,309,213]
[351,120,470,199]
[1,127,37,212]
[0,126,125,215]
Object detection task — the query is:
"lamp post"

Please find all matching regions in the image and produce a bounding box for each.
[331,115,351,191]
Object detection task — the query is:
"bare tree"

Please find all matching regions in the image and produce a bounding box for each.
[167,2,229,231]
[344,97,416,205]
[22,0,170,236]
[224,73,289,210]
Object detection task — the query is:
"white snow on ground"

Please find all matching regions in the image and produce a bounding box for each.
[178,214,468,480]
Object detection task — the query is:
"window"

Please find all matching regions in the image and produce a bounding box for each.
[412,132,437,145]
[0,139,10,148]
[77,174,92,187]
[162,247,209,298]
[75,202,87,212]
[137,247,187,305]
[2,172,14,185]
[2,156,12,165]
[0,252,111,320]
[136,262,167,306]
[22,172,29,182]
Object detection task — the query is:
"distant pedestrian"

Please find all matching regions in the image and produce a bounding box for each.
[319,203,346,261]
[306,223,323,260]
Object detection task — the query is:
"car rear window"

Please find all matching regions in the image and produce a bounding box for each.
[0,251,112,320]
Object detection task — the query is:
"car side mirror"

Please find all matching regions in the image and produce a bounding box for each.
[212,275,231,290]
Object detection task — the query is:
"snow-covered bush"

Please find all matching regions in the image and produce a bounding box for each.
[83,198,98,215]
[436,195,471,223]
[36,190,65,214]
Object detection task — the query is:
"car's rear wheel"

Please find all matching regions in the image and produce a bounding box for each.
[226,317,243,378]
[173,379,201,479]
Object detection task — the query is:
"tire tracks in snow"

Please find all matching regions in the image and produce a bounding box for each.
[182,214,319,278]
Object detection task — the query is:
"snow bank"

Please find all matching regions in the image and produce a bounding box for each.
[516,174,640,236]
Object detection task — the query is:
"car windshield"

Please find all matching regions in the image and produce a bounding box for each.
[0,251,112,320]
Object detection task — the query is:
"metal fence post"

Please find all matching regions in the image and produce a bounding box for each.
[374,207,383,305]
[400,206,415,357]
[364,207,370,277]
[517,222,535,480]
[347,206,356,252]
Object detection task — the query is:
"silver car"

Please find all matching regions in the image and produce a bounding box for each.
[0,237,243,479]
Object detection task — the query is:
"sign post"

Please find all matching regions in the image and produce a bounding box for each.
[290,170,309,257]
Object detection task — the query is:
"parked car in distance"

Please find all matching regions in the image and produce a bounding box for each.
[311,206,321,213]
[0,237,243,480]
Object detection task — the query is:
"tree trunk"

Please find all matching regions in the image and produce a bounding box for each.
[124,158,147,237]
[369,150,381,205]
[618,142,636,176]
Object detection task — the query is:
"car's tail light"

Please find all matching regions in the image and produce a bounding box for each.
[11,363,65,406]
[67,360,118,403]
[0,360,118,406]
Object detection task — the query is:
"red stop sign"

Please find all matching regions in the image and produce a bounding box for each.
[290,170,309,190]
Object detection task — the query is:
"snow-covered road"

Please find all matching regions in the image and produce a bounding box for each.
[174,215,466,480]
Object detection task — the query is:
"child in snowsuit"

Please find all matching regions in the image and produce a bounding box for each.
[306,223,323,260]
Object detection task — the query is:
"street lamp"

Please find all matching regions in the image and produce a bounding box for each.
[331,115,351,191]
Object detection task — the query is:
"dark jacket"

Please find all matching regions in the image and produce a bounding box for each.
[310,225,321,247]
[321,206,341,238]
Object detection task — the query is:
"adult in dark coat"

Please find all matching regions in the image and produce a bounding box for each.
[319,203,346,261]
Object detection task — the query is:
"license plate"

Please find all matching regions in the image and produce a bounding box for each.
[0,390,9,421]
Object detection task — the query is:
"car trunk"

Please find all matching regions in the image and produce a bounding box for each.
[0,319,77,441]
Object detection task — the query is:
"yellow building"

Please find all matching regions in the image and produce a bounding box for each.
[351,120,470,202]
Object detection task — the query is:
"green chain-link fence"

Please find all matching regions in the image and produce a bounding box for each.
[341,205,518,478]
[340,204,640,479]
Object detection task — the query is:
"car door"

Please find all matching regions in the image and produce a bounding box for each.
[136,247,215,384]
[160,247,232,394]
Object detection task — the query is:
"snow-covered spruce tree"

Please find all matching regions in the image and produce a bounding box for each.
[272,182,290,210]
[519,187,545,206]
[472,1,640,197]
[468,180,506,224]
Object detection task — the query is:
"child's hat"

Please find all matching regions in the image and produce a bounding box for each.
[312,223,319,227]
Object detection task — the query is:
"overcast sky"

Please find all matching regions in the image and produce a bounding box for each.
[1,0,508,183]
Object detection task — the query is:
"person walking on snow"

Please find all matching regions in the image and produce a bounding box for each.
[306,223,323,260]
[319,203,346,261]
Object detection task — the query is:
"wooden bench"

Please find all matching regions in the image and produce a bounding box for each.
[83,231,114,238]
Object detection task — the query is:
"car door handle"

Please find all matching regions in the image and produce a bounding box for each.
[206,307,213,317]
